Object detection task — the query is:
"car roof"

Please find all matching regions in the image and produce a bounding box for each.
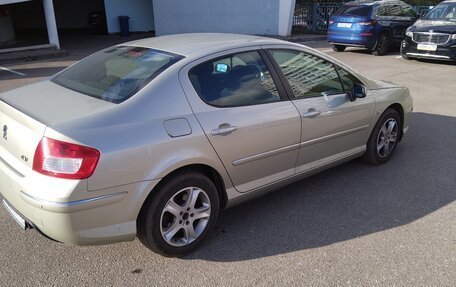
[122,33,287,57]
[344,0,405,6]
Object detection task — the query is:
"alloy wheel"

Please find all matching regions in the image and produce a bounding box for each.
[160,187,211,247]
[376,118,398,158]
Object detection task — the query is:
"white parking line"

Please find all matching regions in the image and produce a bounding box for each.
[395,56,402,59]
[0,66,26,76]
[321,49,333,53]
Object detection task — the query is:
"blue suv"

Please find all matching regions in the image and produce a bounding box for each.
[328,0,419,55]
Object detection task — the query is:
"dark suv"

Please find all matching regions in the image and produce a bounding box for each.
[328,0,419,55]
[401,0,456,61]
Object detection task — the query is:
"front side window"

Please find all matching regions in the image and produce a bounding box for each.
[270,50,343,98]
[336,67,362,92]
[52,46,183,104]
[189,51,280,107]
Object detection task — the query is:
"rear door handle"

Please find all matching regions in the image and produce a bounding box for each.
[301,109,321,118]
[211,124,237,136]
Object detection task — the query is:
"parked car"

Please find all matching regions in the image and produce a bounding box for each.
[328,0,419,55]
[0,33,413,256]
[401,0,456,61]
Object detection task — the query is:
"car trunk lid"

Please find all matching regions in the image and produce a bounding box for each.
[0,80,114,171]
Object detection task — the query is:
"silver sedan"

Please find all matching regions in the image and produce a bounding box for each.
[0,33,412,256]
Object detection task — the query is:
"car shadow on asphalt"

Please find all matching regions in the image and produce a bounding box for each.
[186,112,456,262]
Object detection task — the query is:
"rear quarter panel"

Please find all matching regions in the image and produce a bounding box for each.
[46,69,234,195]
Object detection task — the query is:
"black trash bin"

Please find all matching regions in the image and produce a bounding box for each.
[118,15,130,37]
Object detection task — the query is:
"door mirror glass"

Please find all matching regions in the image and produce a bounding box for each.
[352,84,366,101]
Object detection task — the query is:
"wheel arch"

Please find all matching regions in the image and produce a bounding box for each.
[385,103,405,141]
[138,163,229,223]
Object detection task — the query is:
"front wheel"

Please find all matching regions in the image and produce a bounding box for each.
[362,108,401,165]
[137,172,219,256]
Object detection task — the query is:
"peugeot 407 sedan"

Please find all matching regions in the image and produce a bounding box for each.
[0,34,412,256]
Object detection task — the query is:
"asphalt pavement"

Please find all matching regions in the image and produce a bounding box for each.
[0,37,455,286]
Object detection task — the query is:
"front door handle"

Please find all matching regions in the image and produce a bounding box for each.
[211,124,238,136]
[302,109,321,118]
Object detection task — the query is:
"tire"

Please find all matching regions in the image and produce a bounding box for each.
[332,45,346,52]
[372,32,390,56]
[137,171,219,257]
[361,108,401,165]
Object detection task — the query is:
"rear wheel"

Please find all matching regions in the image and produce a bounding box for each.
[372,32,390,56]
[332,45,346,52]
[137,172,219,257]
[362,108,401,165]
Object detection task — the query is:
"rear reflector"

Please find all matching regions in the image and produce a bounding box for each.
[33,137,100,179]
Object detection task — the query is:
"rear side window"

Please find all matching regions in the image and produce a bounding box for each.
[189,51,280,107]
[388,4,405,17]
[334,5,371,17]
[52,46,183,104]
[376,5,387,16]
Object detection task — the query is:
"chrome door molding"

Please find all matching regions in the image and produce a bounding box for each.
[300,125,369,148]
[232,143,301,166]
[295,145,366,174]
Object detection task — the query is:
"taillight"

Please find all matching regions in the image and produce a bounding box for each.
[328,19,335,24]
[33,137,100,179]
[359,20,377,26]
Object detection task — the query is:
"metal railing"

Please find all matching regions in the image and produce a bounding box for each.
[293,3,433,33]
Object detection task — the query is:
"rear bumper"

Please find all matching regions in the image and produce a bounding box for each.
[327,30,376,49]
[0,152,159,245]
[401,37,456,61]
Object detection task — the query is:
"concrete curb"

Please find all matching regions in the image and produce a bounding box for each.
[0,48,68,65]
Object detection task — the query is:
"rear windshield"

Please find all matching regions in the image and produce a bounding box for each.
[423,3,456,20]
[52,46,184,104]
[334,5,371,17]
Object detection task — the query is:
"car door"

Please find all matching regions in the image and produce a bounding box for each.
[179,48,301,193]
[265,48,376,174]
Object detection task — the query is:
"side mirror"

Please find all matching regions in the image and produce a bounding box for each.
[349,84,367,101]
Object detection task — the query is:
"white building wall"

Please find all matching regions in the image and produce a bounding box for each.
[104,0,155,33]
[153,0,295,36]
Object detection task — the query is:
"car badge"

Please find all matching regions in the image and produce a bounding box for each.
[2,125,7,140]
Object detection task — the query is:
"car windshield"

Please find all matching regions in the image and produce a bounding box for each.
[423,3,456,20]
[334,5,371,17]
[52,46,184,104]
